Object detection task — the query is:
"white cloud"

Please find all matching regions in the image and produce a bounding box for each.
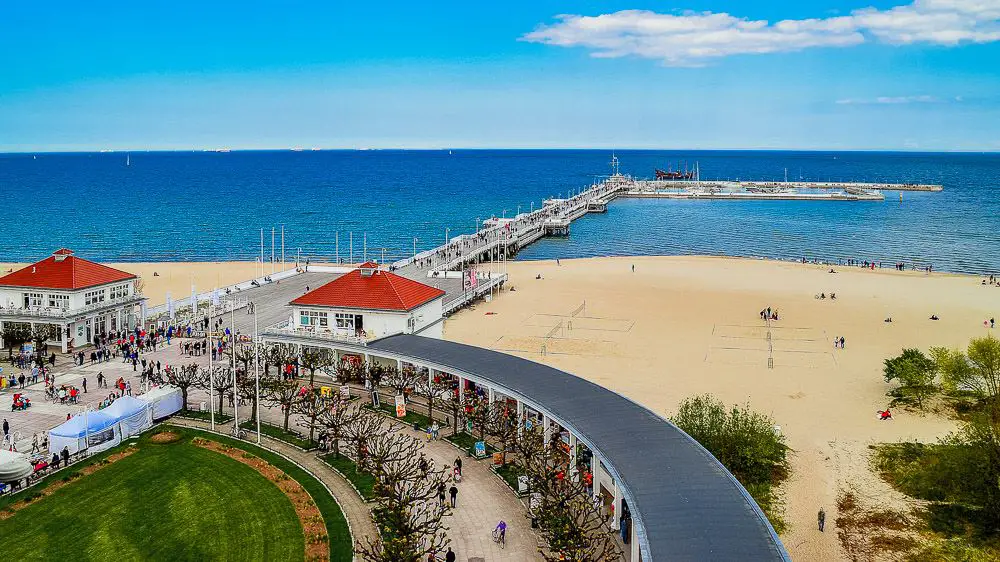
[521,0,1000,66]
[835,95,948,104]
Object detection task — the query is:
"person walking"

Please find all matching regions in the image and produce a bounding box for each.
[454,457,462,477]
[445,548,456,562]
[2,418,8,439]
[31,433,39,454]
[818,508,826,532]
[437,483,446,506]
[449,484,458,508]
[82,377,87,393]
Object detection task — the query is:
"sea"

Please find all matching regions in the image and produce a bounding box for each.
[0,150,997,274]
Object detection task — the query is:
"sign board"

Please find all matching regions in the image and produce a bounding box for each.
[395,394,407,418]
[320,386,332,398]
[474,441,486,457]
[371,391,380,408]
[339,385,351,399]
[21,344,33,355]
[492,452,504,466]
[525,419,533,431]
[517,475,529,494]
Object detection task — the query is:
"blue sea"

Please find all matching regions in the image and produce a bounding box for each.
[0,150,997,273]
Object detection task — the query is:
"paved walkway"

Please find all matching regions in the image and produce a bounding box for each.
[2,341,543,562]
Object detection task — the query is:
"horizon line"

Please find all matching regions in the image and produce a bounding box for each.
[2,147,999,155]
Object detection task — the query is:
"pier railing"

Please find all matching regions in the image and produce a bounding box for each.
[262,320,371,346]
[0,294,145,320]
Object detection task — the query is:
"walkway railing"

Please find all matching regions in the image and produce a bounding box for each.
[263,320,371,346]
[0,295,145,320]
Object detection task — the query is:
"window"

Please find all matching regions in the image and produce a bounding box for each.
[335,313,356,330]
[48,294,70,310]
[85,289,106,306]
[24,292,43,308]
[299,310,328,327]
[110,284,130,299]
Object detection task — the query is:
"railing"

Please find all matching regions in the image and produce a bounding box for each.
[262,321,371,346]
[0,295,144,320]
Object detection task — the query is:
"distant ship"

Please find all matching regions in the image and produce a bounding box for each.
[655,162,695,180]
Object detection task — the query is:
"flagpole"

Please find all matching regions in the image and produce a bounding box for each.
[254,308,261,444]
[209,303,215,431]
[231,307,238,432]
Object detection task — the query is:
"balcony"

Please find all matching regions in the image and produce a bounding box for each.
[262,320,372,346]
[0,294,145,321]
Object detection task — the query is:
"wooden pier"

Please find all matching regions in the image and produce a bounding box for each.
[388,163,940,314]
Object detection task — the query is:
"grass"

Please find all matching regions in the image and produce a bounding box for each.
[493,462,525,495]
[445,431,496,458]
[0,427,353,562]
[174,409,234,424]
[239,419,317,450]
[367,401,431,428]
[0,431,304,561]
[320,453,376,501]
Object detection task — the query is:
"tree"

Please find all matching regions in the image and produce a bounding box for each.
[513,427,622,562]
[345,406,390,466]
[439,390,467,435]
[299,347,335,387]
[413,375,451,428]
[933,335,1000,406]
[465,394,492,443]
[1,323,31,355]
[264,343,292,378]
[486,400,520,464]
[164,363,202,411]
[317,396,360,459]
[263,376,301,431]
[293,387,325,444]
[883,348,938,407]
[356,431,450,562]
[202,365,235,415]
[383,364,420,403]
[235,365,270,424]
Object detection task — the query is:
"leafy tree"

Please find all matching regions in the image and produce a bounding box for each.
[932,335,1000,406]
[883,348,938,407]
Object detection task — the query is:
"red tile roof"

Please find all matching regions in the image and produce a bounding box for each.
[291,267,445,312]
[0,250,136,290]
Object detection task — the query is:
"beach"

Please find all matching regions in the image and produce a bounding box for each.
[0,261,265,307]
[443,255,1000,561]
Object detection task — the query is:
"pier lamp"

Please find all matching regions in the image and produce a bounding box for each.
[517,205,521,216]
[445,228,451,245]
[413,237,418,259]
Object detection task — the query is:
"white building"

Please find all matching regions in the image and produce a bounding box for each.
[0,249,146,353]
[284,262,445,343]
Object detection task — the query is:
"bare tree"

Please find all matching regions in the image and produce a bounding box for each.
[439,389,468,435]
[292,387,325,444]
[383,364,420,404]
[263,376,302,432]
[317,395,360,458]
[357,431,450,562]
[465,394,492,443]
[345,406,391,467]
[299,347,335,387]
[413,374,451,427]
[164,363,203,411]
[514,427,623,562]
[202,365,235,416]
[486,400,519,464]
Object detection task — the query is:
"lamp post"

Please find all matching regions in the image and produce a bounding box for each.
[209,303,215,431]
[445,228,450,245]
[412,237,418,259]
[254,307,261,445]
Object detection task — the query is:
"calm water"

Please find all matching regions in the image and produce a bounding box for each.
[0,150,997,273]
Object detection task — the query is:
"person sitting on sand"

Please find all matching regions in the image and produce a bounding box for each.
[879,408,892,421]
[829,269,836,274]
[930,315,939,320]
[830,293,836,300]
[884,317,893,323]
[820,293,826,299]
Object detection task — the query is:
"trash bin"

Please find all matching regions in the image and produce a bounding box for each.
[412,422,420,432]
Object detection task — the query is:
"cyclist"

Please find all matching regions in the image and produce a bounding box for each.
[493,520,507,547]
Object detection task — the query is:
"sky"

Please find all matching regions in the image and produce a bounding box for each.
[1,1,998,152]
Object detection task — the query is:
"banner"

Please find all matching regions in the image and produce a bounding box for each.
[395,394,406,418]
[339,385,351,399]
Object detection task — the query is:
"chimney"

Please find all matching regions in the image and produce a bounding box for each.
[32,266,36,273]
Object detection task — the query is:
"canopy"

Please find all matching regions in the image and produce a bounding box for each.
[49,410,116,438]
[0,450,32,482]
[103,395,153,439]
[102,395,148,418]
[140,385,184,419]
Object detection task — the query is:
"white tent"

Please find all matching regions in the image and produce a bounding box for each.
[101,396,153,439]
[0,450,32,483]
[48,410,118,455]
[139,385,184,419]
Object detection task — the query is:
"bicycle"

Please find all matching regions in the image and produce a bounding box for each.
[230,425,247,439]
[492,523,506,548]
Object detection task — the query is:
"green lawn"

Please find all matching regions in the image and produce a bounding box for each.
[0,434,302,561]
[0,428,354,562]
[174,409,234,424]
[320,453,376,501]
[239,419,317,450]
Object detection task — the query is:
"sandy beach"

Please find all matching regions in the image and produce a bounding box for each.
[443,256,1000,561]
[0,261,266,306]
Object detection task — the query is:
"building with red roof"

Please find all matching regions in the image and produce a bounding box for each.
[0,250,146,353]
[288,262,445,341]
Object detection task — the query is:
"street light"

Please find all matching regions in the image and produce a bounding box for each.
[445,228,450,245]
[413,237,418,259]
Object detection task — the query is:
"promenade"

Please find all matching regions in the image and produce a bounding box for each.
[1,342,542,562]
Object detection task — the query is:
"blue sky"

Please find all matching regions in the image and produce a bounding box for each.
[1,1,998,151]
